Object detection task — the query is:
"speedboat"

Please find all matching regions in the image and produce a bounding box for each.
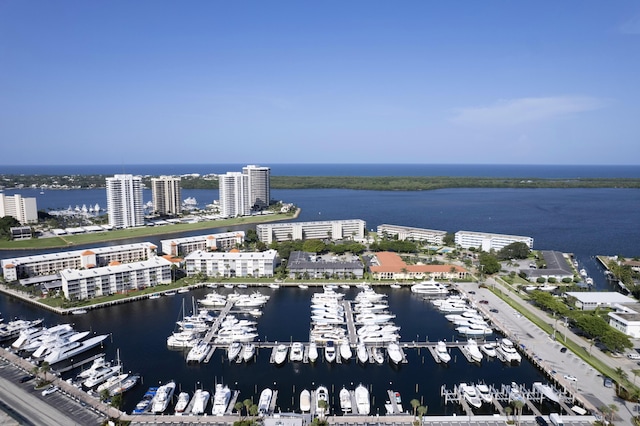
[509,382,525,403]
[475,383,493,404]
[151,380,176,413]
[289,342,304,362]
[533,382,560,403]
[355,384,370,415]
[174,392,190,414]
[274,344,288,365]
[132,387,157,414]
[300,389,311,412]
[340,342,352,360]
[258,388,273,415]
[387,342,403,364]
[459,383,482,408]
[436,341,451,363]
[357,343,368,363]
[315,386,329,416]
[496,338,522,363]
[308,342,318,362]
[339,387,352,413]
[373,347,385,364]
[324,341,336,363]
[211,384,230,415]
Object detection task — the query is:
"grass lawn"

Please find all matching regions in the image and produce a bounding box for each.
[0,212,296,250]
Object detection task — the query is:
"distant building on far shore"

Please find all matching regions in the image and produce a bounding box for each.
[0,193,38,224]
[106,174,144,228]
[243,165,271,210]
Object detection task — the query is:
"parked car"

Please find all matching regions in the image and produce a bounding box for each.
[603,377,613,388]
[535,415,549,425]
[627,352,640,360]
[489,308,499,313]
[41,385,58,396]
[479,299,489,304]
[560,347,567,353]
[19,375,35,383]
[563,374,578,382]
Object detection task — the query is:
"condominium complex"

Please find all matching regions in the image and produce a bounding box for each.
[184,249,278,278]
[1,242,158,282]
[454,230,534,251]
[256,219,366,244]
[60,256,173,300]
[377,224,447,245]
[0,193,38,224]
[218,172,250,218]
[370,251,469,281]
[106,174,144,228]
[160,231,245,257]
[242,165,271,209]
[151,175,182,216]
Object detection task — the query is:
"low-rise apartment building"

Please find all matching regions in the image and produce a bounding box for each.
[455,230,533,251]
[377,224,447,245]
[369,251,469,281]
[184,249,278,278]
[257,219,366,244]
[287,251,364,279]
[160,231,245,257]
[60,257,173,301]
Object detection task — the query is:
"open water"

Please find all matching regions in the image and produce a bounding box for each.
[0,164,639,415]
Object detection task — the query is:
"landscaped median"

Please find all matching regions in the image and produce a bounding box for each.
[0,210,298,250]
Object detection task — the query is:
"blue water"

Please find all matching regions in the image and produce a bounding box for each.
[1,166,639,415]
[2,163,640,178]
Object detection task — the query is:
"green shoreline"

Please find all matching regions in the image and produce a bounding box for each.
[0,210,298,251]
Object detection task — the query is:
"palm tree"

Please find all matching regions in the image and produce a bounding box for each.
[417,405,428,420]
[243,398,252,416]
[511,399,525,425]
[504,406,512,422]
[100,388,111,402]
[615,366,629,382]
[609,403,619,423]
[249,404,259,417]
[234,401,243,418]
[317,399,328,420]
[599,405,611,423]
[410,398,420,416]
[40,361,50,381]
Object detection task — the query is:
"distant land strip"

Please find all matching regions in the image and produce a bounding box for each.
[2,174,640,191]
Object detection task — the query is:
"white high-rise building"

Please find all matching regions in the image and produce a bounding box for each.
[151,176,182,216]
[219,172,250,218]
[242,165,271,209]
[106,174,144,228]
[0,194,38,224]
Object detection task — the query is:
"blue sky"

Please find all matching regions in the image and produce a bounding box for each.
[1,1,639,165]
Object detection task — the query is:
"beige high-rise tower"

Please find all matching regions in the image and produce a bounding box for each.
[151,176,182,216]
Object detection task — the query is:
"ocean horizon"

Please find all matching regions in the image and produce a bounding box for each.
[1,163,640,178]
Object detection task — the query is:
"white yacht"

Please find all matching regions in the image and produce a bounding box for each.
[76,356,109,380]
[151,381,176,413]
[97,373,128,393]
[190,388,211,415]
[211,384,230,415]
[533,382,560,403]
[436,341,451,363]
[373,347,385,364]
[340,342,352,360]
[356,343,368,363]
[274,344,288,365]
[44,334,109,364]
[496,338,522,363]
[410,280,448,295]
[83,364,122,389]
[475,384,493,404]
[509,382,525,403]
[300,389,311,412]
[459,383,482,408]
[355,384,370,415]
[462,339,483,363]
[289,342,304,362]
[186,341,210,363]
[242,343,256,362]
[174,392,190,414]
[387,342,403,364]
[258,388,273,415]
[339,387,352,413]
[199,292,227,307]
[315,386,329,416]
[228,342,243,362]
[166,330,199,348]
[324,341,336,363]
[480,342,498,357]
[308,342,319,362]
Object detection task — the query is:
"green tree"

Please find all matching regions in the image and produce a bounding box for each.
[479,252,501,275]
[110,393,122,409]
[249,404,259,416]
[601,329,633,353]
[302,239,326,254]
[243,398,252,416]
[40,362,50,381]
[417,405,428,419]
[511,399,525,425]
[0,216,21,240]
[410,398,420,416]
[234,401,244,417]
[497,242,531,260]
[100,388,111,402]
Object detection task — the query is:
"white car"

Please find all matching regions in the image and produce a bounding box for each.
[627,353,640,360]
[41,385,58,396]
[563,374,578,382]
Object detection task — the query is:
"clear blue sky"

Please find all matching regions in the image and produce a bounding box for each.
[1,1,639,165]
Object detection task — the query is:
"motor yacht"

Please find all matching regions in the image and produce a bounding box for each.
[496,338,522,363]
[308,342,318,362]
[533,382,560,403]
[300,389,311,412]
[242,343,256,362]
[461,338,483,363]
[76,356,109,380]
[166,330,199,348]
[324,341,336,363]
[410,280,448,295]
[289,342,304,362]
[509,382,525,403]
[315,386,329,416]
[340,342,352,361]
[436,341,451,363]
[174,392,190,414]
[97,373,128,393]
[356,343,368,363]
[186,341,210,363]
[108,373,140,396]
[192,388,211,415]
[373,347,385,364]
[211,384,230,415]
[387,342,402,364]
[258,388,273,415]
[274,344,288,365]
[475,383,493,404]
[83,364,122,389]
[228,342,243,362]
[0,319,43,342]
[480,342,498,357]
[355,384,370,415]
[339,387,352,413]
[44,334,109,364]
[151,381,176,413]
[199,292,227,307]
[459,383,482,408]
